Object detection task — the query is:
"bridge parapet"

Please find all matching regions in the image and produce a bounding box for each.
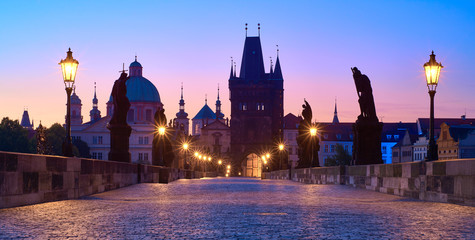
[263,159,475,206]
[0,151,205,209]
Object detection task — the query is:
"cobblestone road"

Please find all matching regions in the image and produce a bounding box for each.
[0,178,474,239]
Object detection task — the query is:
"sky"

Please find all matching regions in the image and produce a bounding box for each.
[0,0,474,127]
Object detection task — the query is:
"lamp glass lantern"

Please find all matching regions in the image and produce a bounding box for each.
[59,48,79,89]
[424,51,443,92]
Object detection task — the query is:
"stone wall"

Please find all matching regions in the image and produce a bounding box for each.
[262,159,475,206]
[0,151,203,209]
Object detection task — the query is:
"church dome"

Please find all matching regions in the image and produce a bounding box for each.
[108,76,161,103]
[108,59,161,103]
[130,60,142,68]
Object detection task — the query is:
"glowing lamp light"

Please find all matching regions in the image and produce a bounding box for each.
[266,153,270,158]
[424,51,443,91]
[227,165,231,169]
[194,152,199,157]
[238,172,241,176]
[218,160,222,165]
[208,157,212,161]
[261,155,266,160]
[158,126,166,136]
[225,174,229,177]
[204,156,207,161]
[264,160,268,165]
[59,48,79,89]
[279,144,284,151]
[310,127,317,137]
[183,143,189,150]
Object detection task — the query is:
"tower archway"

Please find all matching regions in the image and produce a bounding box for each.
[242,153,262,177]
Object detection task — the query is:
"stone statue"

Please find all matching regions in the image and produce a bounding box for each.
[351,67,383,165]
[296,99,320,168]
[108,71,132,163]
[352,67,377,121]
[109,72,130,125]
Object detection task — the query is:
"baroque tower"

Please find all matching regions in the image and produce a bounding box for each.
[89,82,102,123]
[69,88,83,125]
[175,83,190,135]
[228,27,284,174]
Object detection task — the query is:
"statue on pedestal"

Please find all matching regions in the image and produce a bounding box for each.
[296,99,320,168]
[351,67,383,165]
[108,71,132,163]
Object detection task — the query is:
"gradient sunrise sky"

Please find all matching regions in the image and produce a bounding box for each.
[1,0,474,127]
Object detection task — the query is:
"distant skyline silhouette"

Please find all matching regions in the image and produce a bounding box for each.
[1,1,474,127]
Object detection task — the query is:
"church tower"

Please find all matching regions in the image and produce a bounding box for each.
[89,82,101,123]
[69,88,83,125]
[175,83,189,135]
[228,26,284,174]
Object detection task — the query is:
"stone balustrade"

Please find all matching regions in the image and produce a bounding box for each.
[262,159,475,206]
[0,151,205,209]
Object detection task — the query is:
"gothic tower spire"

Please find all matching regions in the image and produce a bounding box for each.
[332,98,339,124]
[89,82,101,123]
[216,84,224,120]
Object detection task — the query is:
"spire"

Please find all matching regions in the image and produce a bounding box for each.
[269,56,274,76]
[176,83,188,119]
[258,23,260,36]
[229,57,234,79]
[332,98,339,124]
[216,84,224,120]
[181,82,184,100]
[205,94,207,105]
[90,82,101,123]
[274,54,283,80]
[233,61,237,77]
[245,23,248,37]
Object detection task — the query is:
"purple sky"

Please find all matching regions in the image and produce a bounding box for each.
[1,1,474,127]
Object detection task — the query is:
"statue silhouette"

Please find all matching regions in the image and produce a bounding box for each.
[109,72,130,125]
[352,67,377,121]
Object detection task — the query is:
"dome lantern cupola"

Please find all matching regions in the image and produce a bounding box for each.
[129,55,143,77]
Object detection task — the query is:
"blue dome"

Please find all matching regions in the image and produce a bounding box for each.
[109,76,161,103]
[192,104,216,120]
[130,61,142,68]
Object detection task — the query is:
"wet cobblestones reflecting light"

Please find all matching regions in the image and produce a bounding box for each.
[0,178,474,239]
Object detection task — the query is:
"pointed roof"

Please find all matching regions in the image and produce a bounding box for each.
[273,56,283,79]
[229,61,234,79]
[21,110,33,128]
[332,99,339,124]
[239,36,265,81]
[193,102,216,120]
[70,88,82,105]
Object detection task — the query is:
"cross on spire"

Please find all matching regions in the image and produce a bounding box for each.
[245,23,248,36]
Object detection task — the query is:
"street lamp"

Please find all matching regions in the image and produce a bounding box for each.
[310,126,319,167]
[157,126,166,166]
[278,143,285,170]
[424,51,443,161]
[59,48,79,157]
[183,143,189,169]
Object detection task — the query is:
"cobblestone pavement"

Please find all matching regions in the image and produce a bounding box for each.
[0,178,474,239]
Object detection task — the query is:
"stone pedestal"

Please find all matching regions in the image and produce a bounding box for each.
[352,119,383,165]
[107,124,132,163]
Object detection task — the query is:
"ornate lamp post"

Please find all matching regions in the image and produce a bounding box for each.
[183,143,189,169]
[158,126,166,165]
[59,48,79,157]
[424,51,443,161]
[310,126,318,167]
[278,144,284,170]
